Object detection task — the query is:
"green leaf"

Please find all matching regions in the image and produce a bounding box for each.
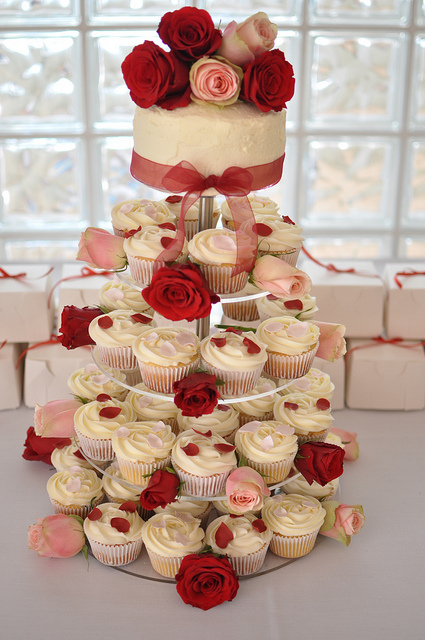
[73,395,89,404]
[215,324,256,333]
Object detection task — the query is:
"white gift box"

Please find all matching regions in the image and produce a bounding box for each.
[24,343,92,408]
[56,264,113,323]
[300,261,385,338]
[383,263,425,340]
[0,344,23,410]
[312,356,345,410]
[345,339,425,411]
[0,264,54,343]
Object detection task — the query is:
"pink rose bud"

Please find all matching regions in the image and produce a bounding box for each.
[189,56,243,107]
[217,12,278,67]
[251,255,312,298]
[77,227,126,271]
[330,427,359,461]
[314,321,347,362]
[226,466,270,514]
[27,514,86,558]
[34,398,82,438]
[319,501,365,546]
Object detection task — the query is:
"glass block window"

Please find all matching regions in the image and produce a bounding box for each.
[0,0,424,263]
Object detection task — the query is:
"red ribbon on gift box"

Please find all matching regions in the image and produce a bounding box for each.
[394,269,425,288]
[0,266,53,280]
[301,247,382,279]
[47,266,115,308]
[15,334,91,368]
[345,336,425,359]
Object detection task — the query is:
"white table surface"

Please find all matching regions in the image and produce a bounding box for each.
[2,405,424,640]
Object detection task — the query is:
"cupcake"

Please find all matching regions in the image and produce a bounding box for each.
[188,228,249,294]
[88,309,154,370]
[126,382,179,434]
[73,397,136,461]
[221,281,261,322]
[102,463,144,513]
[46,466,104,519]
[273,393,334,444]
[205,513,272,576]
[200,329,267,397]
[256,293,318,323]
[111,420,176,486]
[278,367,335,402]
[154,498,212,530]
[177,404,240,443]
[282,465,339,501]
[111,198,175,237]
[141,512,205,578]
[262,493,325,558]
[67,363,128,403]
[124,225,188,287]
[160,195,220,240]
[221,193,280,229]
[256,316,320,379]
[98,277,154,315]
[256,217,304,267]
[84,502,144,566]
[234,378,277,426]
[234,420,298,485]
[133,327,200,394]
[51,441,96,473]
[171,429,237,497]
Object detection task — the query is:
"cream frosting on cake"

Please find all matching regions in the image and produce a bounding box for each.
[67,363,128,402]
[262,493,326,536]
[123,225,187,261]
[102,464,142,503]
[221,193,280,225]
[177,405,239,439]
[141,512,205,557]
[256,316,320,356]
[47,467,103,507]
[200,330,267,373]
[125,382,179,423]
[282,465,339,500]
[279,367,335,400]
[171,429,237,478]
[111,420,176,465]
[73,398,136,440]
[88,309,154,348]
[273,393,334,437]
[235,420,298,464]
[50,442,95,473]
[133,327,199,368]
[98,278,153,314]
[257,294,318,322]
[206,513,272,557]
[111,199,175,233]
[234,378,277,418]
[83,502,144,544]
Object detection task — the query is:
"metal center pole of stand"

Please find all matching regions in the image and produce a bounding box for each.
[196,196,215,341]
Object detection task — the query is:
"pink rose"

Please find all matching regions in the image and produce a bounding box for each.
[77,227,126,271]
[330,427,359,461]
[251,255,312,297]
[217,12,278,67]
[34,399,81,438]
[226,467,270,514]
[28,514,86,558]
[320,501,365,546]
[189,56,243,106]
[314,321,347,361]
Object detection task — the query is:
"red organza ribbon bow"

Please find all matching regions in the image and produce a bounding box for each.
[394,270,425,288]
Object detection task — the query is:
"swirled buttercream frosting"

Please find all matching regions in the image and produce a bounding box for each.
[98,278,153,314]
[257,294,318,322]
[177,405,239,437]
[111,199,175,232]
[235,420,298,463]
[88,309,154,348]
[123,225,187,260]
[206,513,272,557]
[279,368,335,400]
[171,429,237,477]
[67,363,127,402]
[111,421,176,464]
[133,327,199,367]
[141,513,205,557]
[262,493,325,536]
[256,316,320,356]
[200,330,267,372]
[83,502,144,543]
[73,398,136,439]
[273,393,333,436]
[47,467,103,506]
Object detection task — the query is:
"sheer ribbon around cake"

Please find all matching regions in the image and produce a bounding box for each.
[130,152,285,276]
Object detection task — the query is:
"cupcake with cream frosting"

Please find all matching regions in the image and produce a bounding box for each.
[221,193,281,229]
[89,309,154,370]
[46,466,104,519]
[273,393,334,444]
[98,277,153,315]
[102,463,142,508]
[160,195,220,240]
[73,396,136,461]
[282,465,339,501]
[111,420,176,486]
[234,378,277,426]
[171,429,237,497]
[278,367,335,402]
[255,217,304,267]
[154,498,212,530]
[262,493,325,558]
[234,420,298,485]
[256,293,318,323]
[126,382,179,434]
[200,329,267,397]
[141,512,205,578]
[176,404,240,443]
[256,316,320,379]
[84,502,144,566]
[111,199,175,237]
[51,441,96,473]
[133,327,200,394]
[205,513,272,576]
[67,363,128,403]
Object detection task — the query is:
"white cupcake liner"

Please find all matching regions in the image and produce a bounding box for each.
[74,426,115,462]
[96,344,137,371]
[296,428,330,446]
[269,529,319,558]
[50,495,104,520]
[184,213,219,241]
[238,410,274,427]
[88,536,143,566]
[200,359,264,397]
[240,451,297,485]
[127,255,163,287]
[112,226,126,238]
[257,247,301,268]
[137,358,200,394]
[144,548,184,578]
[221,299,259,322]
[264,344,319,380]
[226,543,269,576]
[195,263,249,294]
[115,455,172,487]
[172,461,231,497]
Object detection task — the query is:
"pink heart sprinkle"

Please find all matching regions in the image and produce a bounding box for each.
[274,507,288,517]
[68,465,82,473]
[118,203,133,214]
[260,435,274,452]
[174,533,190,545]
[147,434,163,449]
[160,341,177,357]
[212,234,237,252]
[84,364,98,373]
[66,477,81,492]
[92,374,109,385]
[294,377,311,391]
[176,331,196,346]
[286,322,309,338]
[275,423,295,436]
[239,421,262,433]
[116,427,130,438]
[265,322,285,333]
[104,288,124,301]
[138,396,152,408]
[152,420,166,432]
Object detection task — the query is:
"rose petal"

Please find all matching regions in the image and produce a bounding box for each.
[282,215,295,225]
[152,517,166,529]
[260,435,274,452]
[165,195,182,204]
[252,223,272,237]
[214,443,236,453]
[104,288,125,301]
[144,332,158,343]
[68,465,82,473]
[116,426,130,438]
[259,382,274,393]
[131,313,152,324]
[174,512,195,523]
[66,477,81,492]
[211,336,226,347]
[317,398,331,411]
[181,443,199,456]
[310,369,323,378]
[175,533,190,545]
[193,429,212,438]
[217,404,230,412]
[265,321,284,333]
[96,393,112,402]
[212,235,236,252]
[110,517,130,533]
[302,500,316,508]
[293,377,311,391]
[138,396,152,408]
[118,203,133,214]
[266,294,279,300]
[284,402,298,411]
[286,322,309,338]
[98,316,113,329]
[160,341,177,357]
[119,501,136,512]
[99,406,122,419]
[274,507,288,517]
[252,519,267,533]
[147,434,163,449]
[284,299,303,311]
[243,337,261,354]
[73,450,85,460]
[84,364,98,373]
[175,331,197,346]
[274,423,295,436]
[238,420,261,433]
[92,375,109,385]
[87,507,102,521]
[215,522,234,549]
[160,236,174,249]
[225,327,242,335]
[153,420,166,432]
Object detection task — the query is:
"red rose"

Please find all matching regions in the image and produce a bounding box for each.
[175,553,239,611]
[294,442,345,487]
[59,305,103,350]
[22,427,71,465]
[241,49,295,112]
[122,41,191,111]
[157,7,222,61]
[173,372,220,418]
[139,469,180,510]
[142,263,219,322]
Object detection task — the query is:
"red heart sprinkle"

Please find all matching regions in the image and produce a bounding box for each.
[252,223,273,237]
[229,514,239,519]
[124,226,141,238]
[243,337,261,354]
[110,517,130,533]
[96,393,111,402]
[282,215,295,225]
[73,449,85,460]
[266,294,279,300]
[158,222,176,231]
[225,327,242,335]
[214,443,236,453]
[131,313,152,324]
[252,519,267,533]
[87,507,102,521]
[215,522,234,549]
[316,398,331,410]
[192,429,212,438]
[284,299,303,311]
[98,316,113,329]
[217,405,230,412]
[99,407,122,419]
[181,443,199,456]
[160,236,174,248]
[284,402,299,411]
[165,195,182,204]
[211,336,226,347]
[119,501,137,513]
